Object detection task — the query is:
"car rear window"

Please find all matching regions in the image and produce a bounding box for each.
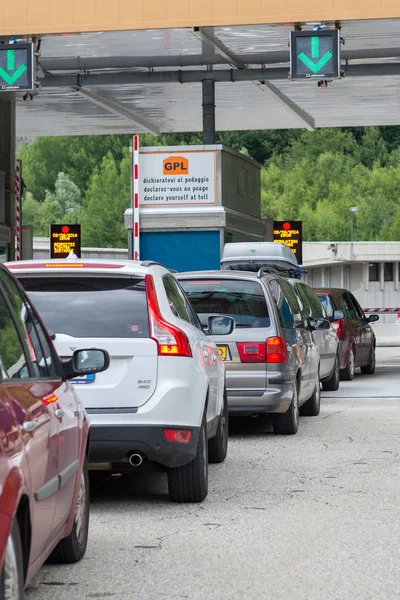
[17,277,149,339]
[180,279,270,328]
[316,293,336,319]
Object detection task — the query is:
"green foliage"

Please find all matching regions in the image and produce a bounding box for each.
[80,151,129,248]
[261,128,400,241]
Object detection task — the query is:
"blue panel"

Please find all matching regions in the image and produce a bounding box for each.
[140,231,221,272]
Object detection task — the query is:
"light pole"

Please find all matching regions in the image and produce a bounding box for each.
[65,207,76,224]
[349,207,358,259]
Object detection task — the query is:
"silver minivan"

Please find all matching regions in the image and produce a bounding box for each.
[178,270,320,435]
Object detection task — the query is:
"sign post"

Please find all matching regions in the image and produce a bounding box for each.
[0,43,34,91]
[50,224,81,259]
[14,160,22,261]
[273,221,303,264]
[290,30,340,80]
[132,135,140,261]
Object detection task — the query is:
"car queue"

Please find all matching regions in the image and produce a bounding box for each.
[0,243,378,598]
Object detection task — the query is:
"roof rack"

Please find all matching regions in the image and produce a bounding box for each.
[257,266,306,280]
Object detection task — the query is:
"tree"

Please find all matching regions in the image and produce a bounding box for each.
[80,152,129,248]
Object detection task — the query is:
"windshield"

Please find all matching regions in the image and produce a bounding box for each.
[180,279,270,328]
[17,276,149,339]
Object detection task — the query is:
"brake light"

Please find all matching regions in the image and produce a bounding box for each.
[145,274,192,358]
[266,337,288,363]
[42,394,58,405]
[331,320,344,336]
[236,337,288,363]
[163,429,192,443]
[237,343,265,363]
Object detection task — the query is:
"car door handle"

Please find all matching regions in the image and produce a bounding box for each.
[55,408,64,420]
[23,420,38,433]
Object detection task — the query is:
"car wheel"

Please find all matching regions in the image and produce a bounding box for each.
[361,345,376,375]
[300,376,321,417]
[322,355,340,391]
[0,520,24,600]
[208,388,228,464]
[341,347,355,381]
[168,415,208,502]
[273,383,299,435]
[48,461,90,564]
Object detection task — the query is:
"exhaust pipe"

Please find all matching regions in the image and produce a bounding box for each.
[129,453,144,467]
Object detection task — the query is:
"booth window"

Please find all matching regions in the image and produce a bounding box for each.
[384,263,393,282]
[369,263,379,282]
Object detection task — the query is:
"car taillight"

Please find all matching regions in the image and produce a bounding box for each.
[145,274,192,358]
[237,343,266,363]
[332,320,344,336]
[42,394,58,405]
[163,429,192,443]
[266,337,288,363]
[236,337,288,364]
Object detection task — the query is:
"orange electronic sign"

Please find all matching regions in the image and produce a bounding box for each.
[273,221,303,264]
[50,224,81,259]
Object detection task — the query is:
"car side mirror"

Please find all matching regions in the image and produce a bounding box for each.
[366,314,379,323]
[63,349,110,380]
[316,317,331,330]
[48,329,56,340]
[208,316,235,336]
[333,310,344,321]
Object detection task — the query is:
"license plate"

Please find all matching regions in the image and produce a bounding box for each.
[71,373,96,385]
[217,345,228,361]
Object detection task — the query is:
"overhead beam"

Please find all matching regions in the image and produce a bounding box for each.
[41,62,400,88]
[71,87,160,134]
[256,81,315,131]
[192,27,247,69]
[40,47,400,73]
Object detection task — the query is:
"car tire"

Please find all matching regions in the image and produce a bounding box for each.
[341,347,355,381]
[273,383,299,435]
[48,461,90,564]
[208,389,228,464]
[322,355,340,391]
[361,345,376,375]
[168,415,208,503]
[0,519,24,600]
[300,376,321,417]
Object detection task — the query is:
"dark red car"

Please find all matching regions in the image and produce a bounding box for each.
[0,264,109,598]
[314,288,378,381]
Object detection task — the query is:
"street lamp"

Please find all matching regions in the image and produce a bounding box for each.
[65,207,76,224]
[349,207,358,259]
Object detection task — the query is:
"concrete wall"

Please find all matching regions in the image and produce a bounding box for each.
[1,1,400,36]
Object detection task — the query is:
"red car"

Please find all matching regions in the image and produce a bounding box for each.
[314,288,378,381]
[0,264,109,597]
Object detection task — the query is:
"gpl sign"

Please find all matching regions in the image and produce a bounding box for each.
[0,43,34,91]
[290,30,340,80]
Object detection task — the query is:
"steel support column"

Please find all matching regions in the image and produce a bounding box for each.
[0,93,15,260]
[202,79,215,145]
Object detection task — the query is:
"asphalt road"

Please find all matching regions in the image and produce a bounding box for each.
[27,348,400,600]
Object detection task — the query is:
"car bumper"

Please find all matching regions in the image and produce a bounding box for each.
[88,422,201,468]
[227,379,293,415]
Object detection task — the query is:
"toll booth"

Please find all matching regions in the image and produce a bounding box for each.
[124,145,266,272]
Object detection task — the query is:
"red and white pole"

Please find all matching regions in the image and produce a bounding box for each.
[133,135,140,261]
[15,159,22,261]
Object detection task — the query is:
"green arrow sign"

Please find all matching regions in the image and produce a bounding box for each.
[0,49,27,86]
[298,36,332,74]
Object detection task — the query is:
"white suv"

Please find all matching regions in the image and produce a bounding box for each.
[8,259,231,503]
